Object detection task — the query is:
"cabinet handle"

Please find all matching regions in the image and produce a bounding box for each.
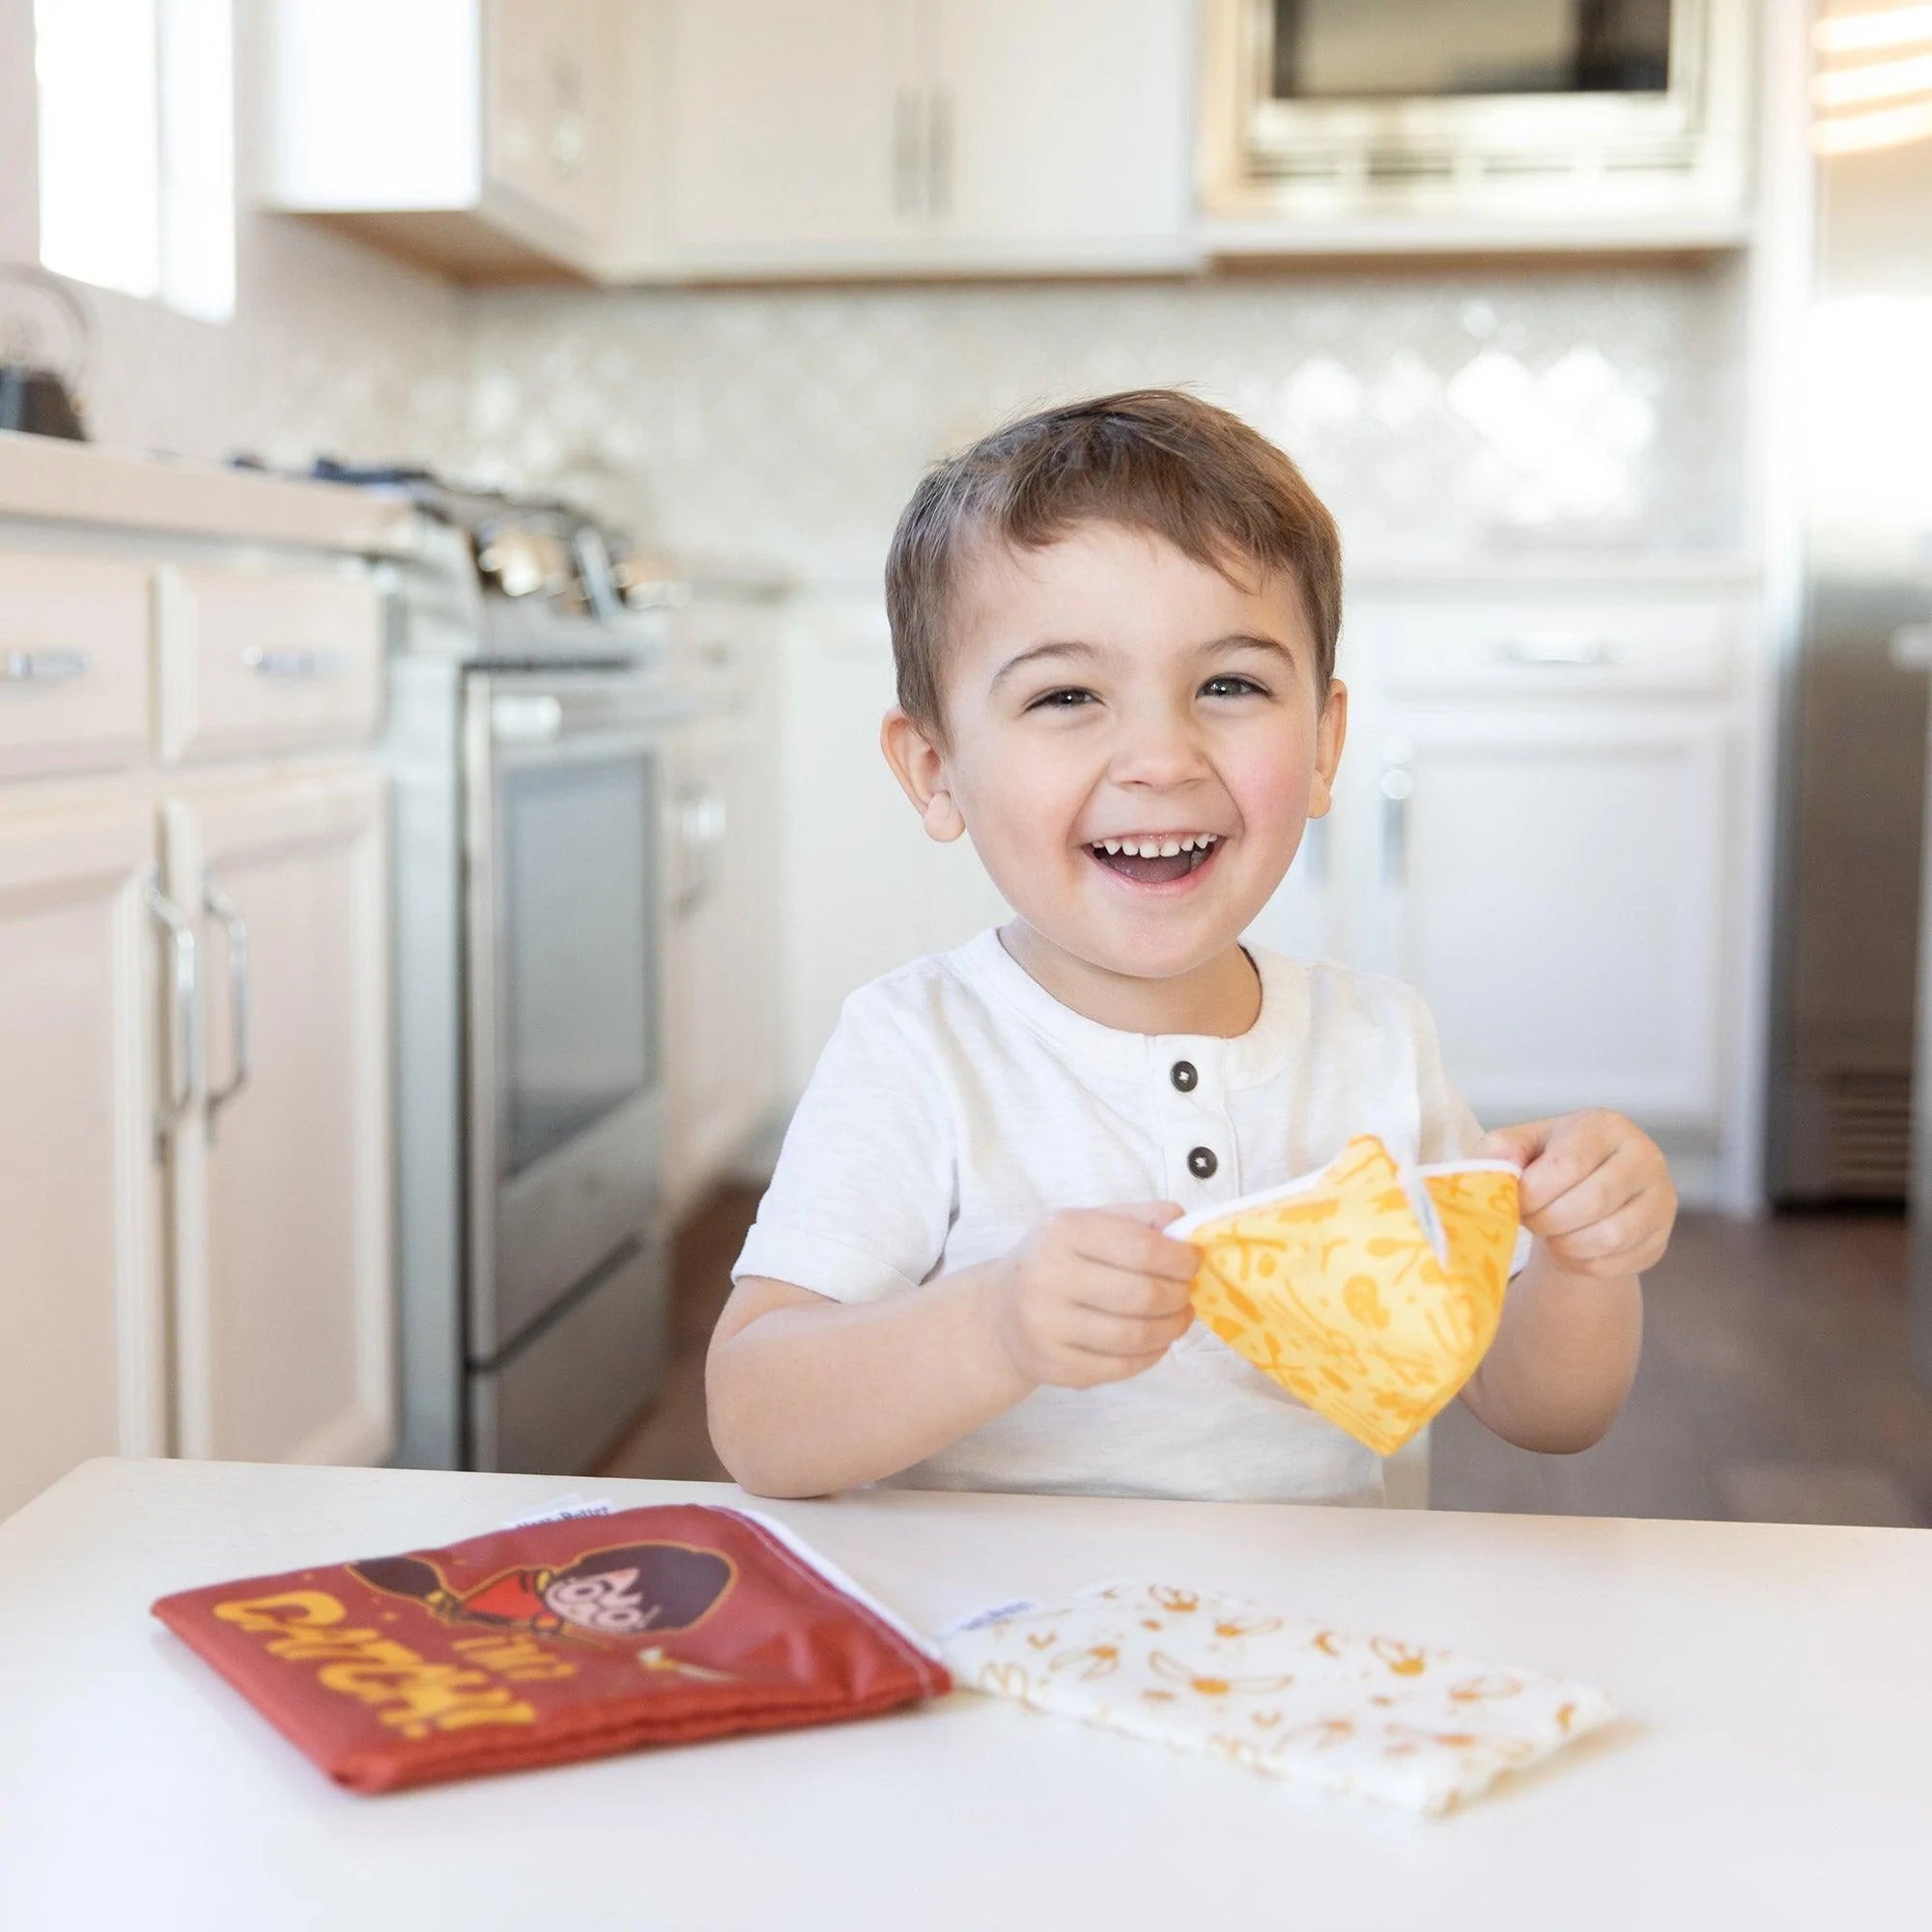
[894,86,924,216]
[1378,765,1412,886]
[1492,634,1623,668]
[243,645,343,680]
[673,788,728,913]
[926,84,952,217]
[2,647,89,686]
[203,871,251,1131]
[147,872,199,1155]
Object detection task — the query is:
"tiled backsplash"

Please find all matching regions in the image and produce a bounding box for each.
[63,230,1751,585]
[450,263,1753,582]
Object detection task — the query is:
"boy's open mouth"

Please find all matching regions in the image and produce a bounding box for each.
[1087,833,1222,886]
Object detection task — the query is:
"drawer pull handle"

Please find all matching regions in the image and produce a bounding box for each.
[1493,635,1624,668]
[2,648,89,686]
[243,645,344,680]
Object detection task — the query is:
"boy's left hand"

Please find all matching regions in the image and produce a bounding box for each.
[1475,1110,1675,1278]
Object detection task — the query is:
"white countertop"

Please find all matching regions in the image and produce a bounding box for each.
[0,431,419,555]
[2,1459,1926,1929]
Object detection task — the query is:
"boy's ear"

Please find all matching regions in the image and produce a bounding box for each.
[880,707,966,842]
[1308,678,1349,818]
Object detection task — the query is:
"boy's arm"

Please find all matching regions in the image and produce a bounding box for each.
[1458,1109,1670,1454]
[1458,1249,1643,1454]
[706,1268,1034,1499]
[708,1203,1195,1498]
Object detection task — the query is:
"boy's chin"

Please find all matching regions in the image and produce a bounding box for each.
[1032,908,1249,984]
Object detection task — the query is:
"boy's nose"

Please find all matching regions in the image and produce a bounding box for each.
[1108,713,1210,789]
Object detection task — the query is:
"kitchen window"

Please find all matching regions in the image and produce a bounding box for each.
[34,0,235,322]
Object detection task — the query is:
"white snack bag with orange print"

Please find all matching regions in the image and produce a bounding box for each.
[940,1580,1615,1815]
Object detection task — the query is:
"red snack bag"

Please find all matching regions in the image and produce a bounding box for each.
[152,1504,950,1794]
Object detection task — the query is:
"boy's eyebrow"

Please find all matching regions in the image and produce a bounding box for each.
[1201,632,1299,668]
[988,638,1098,691]
[989,631,1303,693]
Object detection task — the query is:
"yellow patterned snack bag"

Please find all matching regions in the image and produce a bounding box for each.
[1171,1135,1521,1456]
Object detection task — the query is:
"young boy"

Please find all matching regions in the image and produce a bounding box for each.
[708,389,1675,1506]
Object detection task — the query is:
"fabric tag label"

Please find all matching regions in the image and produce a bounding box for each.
[499,1493,617,1530]
[937,1598,1043,1638]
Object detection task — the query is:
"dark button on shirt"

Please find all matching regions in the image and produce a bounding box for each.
[1170,1060,1198,1093]
[1187,1146,1218,1179]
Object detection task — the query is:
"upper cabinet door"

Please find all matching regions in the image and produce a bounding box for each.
[486,0,620,241]
[164,766,394,1468]
[0,799,167,1520]
[925,0,1194,267]
[665,0,920,271]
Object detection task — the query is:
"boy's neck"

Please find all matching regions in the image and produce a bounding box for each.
[998,922,1263,1038]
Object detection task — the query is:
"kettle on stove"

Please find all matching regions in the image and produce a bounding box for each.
[0,267,89,440]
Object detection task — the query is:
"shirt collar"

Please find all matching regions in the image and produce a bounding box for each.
[948,926,1299,1090]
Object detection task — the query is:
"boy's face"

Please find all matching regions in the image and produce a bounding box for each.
[883,522,1346,987]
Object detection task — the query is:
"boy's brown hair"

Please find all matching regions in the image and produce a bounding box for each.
[885,388,1342,736]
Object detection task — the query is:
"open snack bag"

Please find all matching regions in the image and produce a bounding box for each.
[1171,1134,1523,1456]
[153,1504,950,1793]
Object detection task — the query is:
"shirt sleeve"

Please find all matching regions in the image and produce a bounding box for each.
[1406,986,1534,1279]
[730,988,955,1305]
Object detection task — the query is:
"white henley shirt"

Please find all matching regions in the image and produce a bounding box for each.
[732,927,1520,1507]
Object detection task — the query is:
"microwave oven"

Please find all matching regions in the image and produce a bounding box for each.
[1200,0,1752,241]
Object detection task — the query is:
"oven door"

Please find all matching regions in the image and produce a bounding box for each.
[463,669,687,1368]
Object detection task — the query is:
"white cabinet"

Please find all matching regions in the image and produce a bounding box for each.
[660,0,1197,277]
[665,716,778,1216]
[1366,713,1728,1128]
[664,0,914,270]
[156,566,385,766]
[162,766,394,1466]
[263,0,1196,282]
[774,595,1009,1099]
[0,519,398,1518]
[485,0,621,241]
[262,0,619,278]
[663,600,788,1218]
[923,0,1194,270]
[0,557,153,781]
[0,798,167,1521]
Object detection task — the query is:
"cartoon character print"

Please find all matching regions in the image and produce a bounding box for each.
[351,1541,732,1645]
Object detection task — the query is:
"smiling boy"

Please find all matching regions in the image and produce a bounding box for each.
[707,389,1675,1505]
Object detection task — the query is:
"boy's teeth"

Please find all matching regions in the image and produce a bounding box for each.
[1091,834,1220,856]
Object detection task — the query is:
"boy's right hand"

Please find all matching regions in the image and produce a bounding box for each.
[989,1204,1200,1389]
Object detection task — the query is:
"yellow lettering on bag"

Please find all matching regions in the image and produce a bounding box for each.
[211,1588,538,1737]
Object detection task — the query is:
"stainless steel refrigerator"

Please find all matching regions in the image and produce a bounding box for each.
[1767,51,1932,1376]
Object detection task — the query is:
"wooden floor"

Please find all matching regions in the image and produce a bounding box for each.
[600,1187,1932,1528]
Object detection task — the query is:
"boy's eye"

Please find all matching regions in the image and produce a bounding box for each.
[1201,674,1267,698]
[1027,687,1096,712]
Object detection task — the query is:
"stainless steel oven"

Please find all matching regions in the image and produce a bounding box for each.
[461,667,689,1473]
[380,496,697,1477]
